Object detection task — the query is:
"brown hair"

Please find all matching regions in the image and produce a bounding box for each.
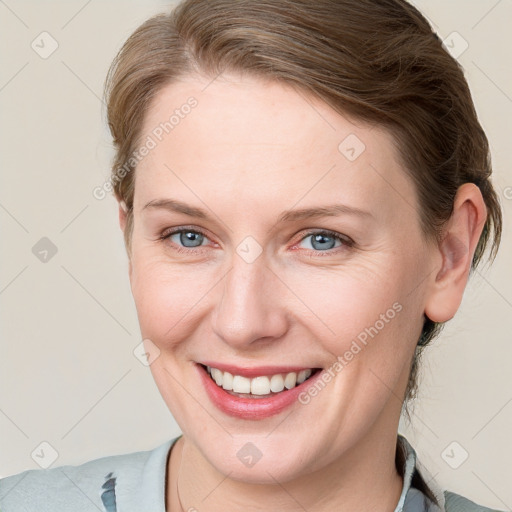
[104,0,502,498]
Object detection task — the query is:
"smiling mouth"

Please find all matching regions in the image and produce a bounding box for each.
[200,364,321,399]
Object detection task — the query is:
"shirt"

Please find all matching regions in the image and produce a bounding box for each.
[0,434,503,511]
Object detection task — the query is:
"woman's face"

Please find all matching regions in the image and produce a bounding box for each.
[126,73,437,483]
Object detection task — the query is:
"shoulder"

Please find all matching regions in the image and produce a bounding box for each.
[444,490,505,512]
[398,435,505,512]
[404,488,504,512]
[0,437,179,512]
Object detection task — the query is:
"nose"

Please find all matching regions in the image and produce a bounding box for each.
[211,255,289,349]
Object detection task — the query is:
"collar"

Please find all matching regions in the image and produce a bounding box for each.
[395,434,446,511]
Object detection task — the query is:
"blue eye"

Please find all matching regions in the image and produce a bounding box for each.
[167,229,208,249]
[296,230,352,254]
[301,232,341,251]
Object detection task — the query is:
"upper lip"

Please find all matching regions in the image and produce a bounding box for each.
[198,362,320,378]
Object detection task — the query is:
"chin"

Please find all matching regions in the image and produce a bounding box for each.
[198,438,311,484]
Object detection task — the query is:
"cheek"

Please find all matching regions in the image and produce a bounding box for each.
[129,250,212,345]
[286,260,409,337]
[285,260,422,423]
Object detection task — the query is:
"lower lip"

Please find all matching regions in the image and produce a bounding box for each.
[197,364,323,420]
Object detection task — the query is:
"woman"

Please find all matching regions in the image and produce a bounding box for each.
[0,0,505,510]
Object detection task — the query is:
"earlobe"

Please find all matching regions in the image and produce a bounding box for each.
[424,183,487,324]
[118,200,128,232]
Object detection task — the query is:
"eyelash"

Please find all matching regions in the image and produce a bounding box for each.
[158,226,354,257]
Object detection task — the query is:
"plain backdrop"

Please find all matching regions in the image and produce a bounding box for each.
[1,0,511,508]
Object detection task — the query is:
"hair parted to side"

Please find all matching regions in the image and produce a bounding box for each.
[104,0,502,493]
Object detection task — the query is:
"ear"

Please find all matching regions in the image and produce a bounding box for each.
[117,199,133,277]
[424,183,487,323]
[118,199,128,231]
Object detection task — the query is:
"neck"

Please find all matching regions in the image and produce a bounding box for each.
[167,416,404,512]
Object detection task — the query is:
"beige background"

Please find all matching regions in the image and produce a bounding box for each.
[1,0,511,508]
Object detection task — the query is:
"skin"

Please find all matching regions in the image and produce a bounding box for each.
[118,73,487,511]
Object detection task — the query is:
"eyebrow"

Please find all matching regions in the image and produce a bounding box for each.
[142,198,373,222]
[143,198,209,219]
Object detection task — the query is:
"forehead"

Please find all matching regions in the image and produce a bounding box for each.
[134,73,417,223]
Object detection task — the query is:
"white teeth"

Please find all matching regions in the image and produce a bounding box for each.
[284,372,297,389]
[222,371,233,391]
[211,367,223,386]
[251,376,270,395]
[297,369,312,384]
[232,375,251,393]
[270,374,285,392]
[206,366,315,395]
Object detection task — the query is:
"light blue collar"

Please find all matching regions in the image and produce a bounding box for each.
[395,434,445,512]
